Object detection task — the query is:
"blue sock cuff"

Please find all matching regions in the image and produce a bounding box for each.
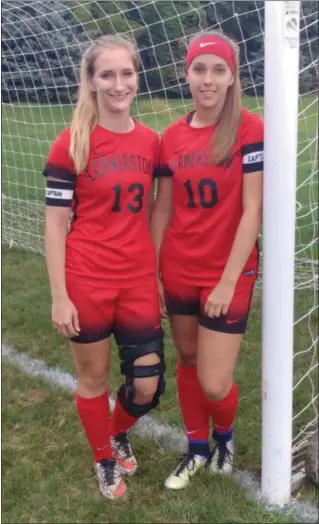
[213,428,233,442]
[187,440,210,458]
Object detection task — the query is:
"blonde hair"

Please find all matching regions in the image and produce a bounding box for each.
[188,30,241,166]
[70,35,140,174]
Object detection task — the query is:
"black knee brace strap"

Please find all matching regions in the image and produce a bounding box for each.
[119,337,165,379]
[117,335,165,418]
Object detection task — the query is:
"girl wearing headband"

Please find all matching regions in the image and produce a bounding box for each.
[151,31,263,489]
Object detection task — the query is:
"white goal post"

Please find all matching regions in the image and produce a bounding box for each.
[263,0,300,503]
[2,0,318,505]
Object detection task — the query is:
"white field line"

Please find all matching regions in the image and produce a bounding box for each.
[2,343,318,523]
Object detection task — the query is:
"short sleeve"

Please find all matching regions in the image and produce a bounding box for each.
[43,128,76,182]
[241,113,264,174]
[153,130,174,178]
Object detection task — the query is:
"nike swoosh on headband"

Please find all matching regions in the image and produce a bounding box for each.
[199,42,218,48]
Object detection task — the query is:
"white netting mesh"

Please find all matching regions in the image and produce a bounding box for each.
[2,0,318,485]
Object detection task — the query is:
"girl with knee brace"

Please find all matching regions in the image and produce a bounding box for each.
[44,35,165,500]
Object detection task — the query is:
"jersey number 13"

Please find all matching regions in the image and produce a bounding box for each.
[111,183,144,214]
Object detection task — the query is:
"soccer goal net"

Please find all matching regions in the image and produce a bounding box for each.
[2,0,318,502]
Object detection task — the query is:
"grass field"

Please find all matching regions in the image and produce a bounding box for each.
[4,360,310,524]
[2,96,318,522]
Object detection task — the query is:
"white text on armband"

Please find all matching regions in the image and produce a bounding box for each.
[241,140,264,173]
[45,181,74,207]
[242,151,264,164]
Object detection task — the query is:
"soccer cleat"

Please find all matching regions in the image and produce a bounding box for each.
[208,437,234,475]
[164,453,207,490]
[111,432,138,476]
[94,458,127,500]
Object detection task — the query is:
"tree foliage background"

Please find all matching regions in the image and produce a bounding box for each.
[2,0,318,104]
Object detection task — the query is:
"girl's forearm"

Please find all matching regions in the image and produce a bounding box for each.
[150,207,172,271]
[45,217,68,300]
[222,210,262,284]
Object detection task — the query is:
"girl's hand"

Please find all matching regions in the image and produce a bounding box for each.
[52,297,81,338]
[204,279,236,318]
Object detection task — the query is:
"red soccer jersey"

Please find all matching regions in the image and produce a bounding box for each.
[44,121,159,287]
[158,108,264,286]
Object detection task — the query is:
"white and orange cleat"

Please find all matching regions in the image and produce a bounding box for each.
[94,458,127,500]
[111,432,138,476]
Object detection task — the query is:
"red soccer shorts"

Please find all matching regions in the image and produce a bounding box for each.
[66,274,161,344]
[162,270,257,335]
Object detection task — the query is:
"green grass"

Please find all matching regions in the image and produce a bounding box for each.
[2,360,309,524]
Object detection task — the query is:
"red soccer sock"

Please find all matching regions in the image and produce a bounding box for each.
[110,397,138,437]
[177,361,210,442]
[206,382,239,433]
[75,391,112,462]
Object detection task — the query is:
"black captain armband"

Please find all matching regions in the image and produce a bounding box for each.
[241,141,264,173]
[45,180,75,207]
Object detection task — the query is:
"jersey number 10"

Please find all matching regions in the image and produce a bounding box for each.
[184,178,218,209]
